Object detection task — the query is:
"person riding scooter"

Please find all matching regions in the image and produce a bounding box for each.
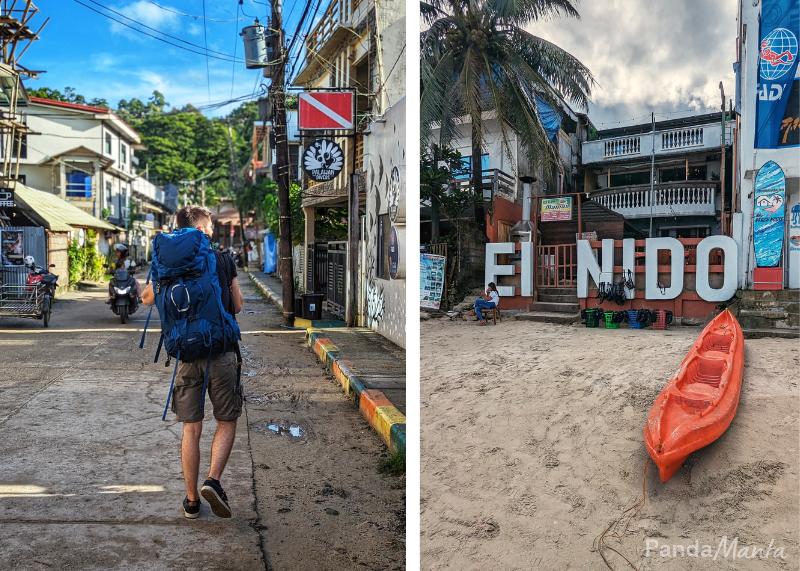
[107,243,140,303]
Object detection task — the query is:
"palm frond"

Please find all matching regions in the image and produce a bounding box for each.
[488,0,580,25]
[509,28,594,109]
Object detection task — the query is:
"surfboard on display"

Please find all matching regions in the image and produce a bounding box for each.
[753,160,786,268]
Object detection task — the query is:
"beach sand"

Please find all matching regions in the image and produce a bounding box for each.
[421,318,799,570]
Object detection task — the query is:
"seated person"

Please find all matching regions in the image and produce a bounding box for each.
[474,282,500,325]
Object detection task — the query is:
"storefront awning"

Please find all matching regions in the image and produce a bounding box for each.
[12,184,117,232]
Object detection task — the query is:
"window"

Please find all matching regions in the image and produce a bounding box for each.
[120,143,127,167]
[12,130,27,159]
[66,171,92,198]
[105,181,115,216]
[453,154,489,181]
[105,133,112,155]
[610,170,650,187]
[377,214,391,279]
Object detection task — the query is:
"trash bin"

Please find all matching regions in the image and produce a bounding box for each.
[301,293,324,320]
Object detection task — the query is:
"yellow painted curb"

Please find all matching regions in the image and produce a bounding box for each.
[372,406,406,451]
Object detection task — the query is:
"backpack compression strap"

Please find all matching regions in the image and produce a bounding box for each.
[162,350,180,421]
[139,265,155,350]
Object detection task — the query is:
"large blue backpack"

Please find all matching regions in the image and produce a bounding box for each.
[139,228,241,420]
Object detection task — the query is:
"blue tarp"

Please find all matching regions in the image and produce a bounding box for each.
[535,95,561,142]
[263,231,277,274]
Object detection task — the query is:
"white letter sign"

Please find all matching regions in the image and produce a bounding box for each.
[485,242,515,296]
[695,236,738,301]
[645,238,684,300]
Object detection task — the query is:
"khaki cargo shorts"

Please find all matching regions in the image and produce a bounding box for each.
[172,351,242,422]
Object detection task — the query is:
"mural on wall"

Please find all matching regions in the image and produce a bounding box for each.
[363,100,406,347]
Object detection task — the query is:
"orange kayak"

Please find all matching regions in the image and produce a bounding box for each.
[644,310,744,482]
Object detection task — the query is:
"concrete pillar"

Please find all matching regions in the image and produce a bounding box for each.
[303,206,315,292]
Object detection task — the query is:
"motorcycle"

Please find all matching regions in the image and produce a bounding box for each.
[22,256,58,327]
[109,262,139,324]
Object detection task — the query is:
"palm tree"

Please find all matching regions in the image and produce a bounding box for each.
[421,0,594,229]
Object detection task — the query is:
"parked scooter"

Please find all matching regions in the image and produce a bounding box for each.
[23,255,59,327]
[109,262,139,324]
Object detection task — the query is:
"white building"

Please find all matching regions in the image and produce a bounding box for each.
[734,0,799,289]
[15,97,142,230]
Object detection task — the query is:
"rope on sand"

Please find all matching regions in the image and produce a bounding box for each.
[592,457,649,570]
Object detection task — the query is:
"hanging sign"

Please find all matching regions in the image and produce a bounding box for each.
[753,160,786,267]
[754,0,799,148]
[0,186,14,208]
[303,139,344,182]
[541,196,572,221]
[299,91,354,130]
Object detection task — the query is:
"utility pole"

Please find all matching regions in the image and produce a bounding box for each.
[648,111,655,238]
[719,82,727,236]
[269,0,295,326]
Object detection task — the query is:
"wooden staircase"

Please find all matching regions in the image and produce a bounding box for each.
[516,287,581,324]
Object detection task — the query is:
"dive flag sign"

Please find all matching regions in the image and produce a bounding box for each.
[298,91,354,130]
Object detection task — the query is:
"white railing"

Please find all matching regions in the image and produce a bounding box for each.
[582,120,731,164]
[603,136,640,158]
[661,127,704,150]
[592,181,717,219]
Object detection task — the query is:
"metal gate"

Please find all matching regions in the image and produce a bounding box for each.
[305,242,328,294]
[0,226,46,285]
[325,241,346,318]
[537,243,577,288]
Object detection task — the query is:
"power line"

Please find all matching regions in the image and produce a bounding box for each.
[230,1,239,100]
[201,0,211,104]
[71,0,244,63]
[145,1,242,22]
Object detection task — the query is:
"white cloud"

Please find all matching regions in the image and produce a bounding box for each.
[109,1,179,36]
[530,0,738,127]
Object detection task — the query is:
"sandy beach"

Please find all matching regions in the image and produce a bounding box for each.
[421,318,799,570]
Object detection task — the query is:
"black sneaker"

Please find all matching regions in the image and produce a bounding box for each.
[200,478,232,518]
[183,496,201,519]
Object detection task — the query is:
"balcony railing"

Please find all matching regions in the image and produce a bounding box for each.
[451,168,516,201]
[661,126,704,150]
[591,181,717,219]
[603,136,640,158]
[582,121,732,164]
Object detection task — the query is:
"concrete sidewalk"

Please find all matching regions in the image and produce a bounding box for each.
[248,269,406,456]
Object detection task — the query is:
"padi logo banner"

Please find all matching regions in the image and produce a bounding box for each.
[755,0,800,148]
[303,139,344,182]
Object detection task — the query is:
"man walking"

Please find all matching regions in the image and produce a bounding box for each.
[142,206,244,519]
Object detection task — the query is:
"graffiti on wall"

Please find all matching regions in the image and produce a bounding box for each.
[366,281,385,328]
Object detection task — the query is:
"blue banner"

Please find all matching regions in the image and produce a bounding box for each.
[755,0,800,148]
[753,161,786,267]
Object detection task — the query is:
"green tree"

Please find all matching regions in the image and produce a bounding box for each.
[421,144,470,243]
[421,0,594,228]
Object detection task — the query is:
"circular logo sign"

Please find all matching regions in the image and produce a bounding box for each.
[388,166,401,222]
[759,28,798,81]
[303,139,344,182]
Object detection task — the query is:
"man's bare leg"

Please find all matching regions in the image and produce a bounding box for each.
[208,420,236,481]
[181,421,203,501]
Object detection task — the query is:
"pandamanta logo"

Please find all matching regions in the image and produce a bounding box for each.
[644,536,786,561]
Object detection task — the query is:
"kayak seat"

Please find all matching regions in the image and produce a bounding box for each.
[701,332,733,354]
[675,356,728,408]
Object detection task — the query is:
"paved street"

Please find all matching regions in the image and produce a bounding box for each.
[0,278,404,570]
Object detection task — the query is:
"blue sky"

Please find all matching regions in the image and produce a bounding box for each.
[26,1,310,116]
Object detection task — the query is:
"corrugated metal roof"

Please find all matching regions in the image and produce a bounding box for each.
[12,184,117,232]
